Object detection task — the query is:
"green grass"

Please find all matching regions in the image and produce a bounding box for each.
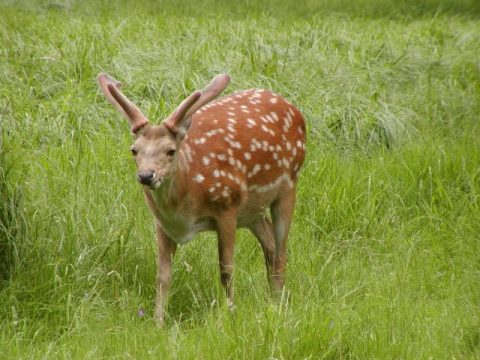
[1,0,479,358]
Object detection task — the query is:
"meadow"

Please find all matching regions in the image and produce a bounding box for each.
[1,0,479,358]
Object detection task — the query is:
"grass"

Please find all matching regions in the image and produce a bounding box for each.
[0,0,479,358]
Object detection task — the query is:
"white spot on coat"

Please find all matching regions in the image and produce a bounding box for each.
[252,164,261,175]
[194,137,207,145]
[193,174,205,183]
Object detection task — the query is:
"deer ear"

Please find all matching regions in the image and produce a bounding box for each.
[97,73,149,134]
[163,90,202,137]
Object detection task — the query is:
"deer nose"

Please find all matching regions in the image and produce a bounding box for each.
[137,171,155,185]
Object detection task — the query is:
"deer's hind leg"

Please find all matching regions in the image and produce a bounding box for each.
[270,187,296,293]
[248,216,275,290]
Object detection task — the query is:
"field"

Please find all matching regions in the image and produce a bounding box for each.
[1,0,479,358]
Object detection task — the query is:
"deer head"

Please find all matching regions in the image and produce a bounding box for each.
[97,73,230,188]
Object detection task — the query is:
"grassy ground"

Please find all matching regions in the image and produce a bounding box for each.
[1,0,479,358]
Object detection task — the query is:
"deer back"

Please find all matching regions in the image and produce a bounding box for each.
[177,89,306,211]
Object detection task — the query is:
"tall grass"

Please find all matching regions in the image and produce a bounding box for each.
[0,0,479,358]
[0,134,24,282]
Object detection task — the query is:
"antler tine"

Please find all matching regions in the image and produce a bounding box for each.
[184,74,231,119]
[97,73,148,134]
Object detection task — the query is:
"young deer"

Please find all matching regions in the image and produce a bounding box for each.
[97,73,306,325]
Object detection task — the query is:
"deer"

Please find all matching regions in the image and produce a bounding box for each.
[97,72,306,325]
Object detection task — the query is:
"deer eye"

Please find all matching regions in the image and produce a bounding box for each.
[166,149,176,157]
[130,147,138,156]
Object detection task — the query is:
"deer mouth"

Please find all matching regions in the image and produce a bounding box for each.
[137,171,165,189]
[146,175,165,190]
[150,178,163,189]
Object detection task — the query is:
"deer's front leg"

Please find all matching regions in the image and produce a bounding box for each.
[154,222,177,326]
[216,210,237,308]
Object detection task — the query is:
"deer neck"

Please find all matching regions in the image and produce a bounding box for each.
[150,148,189,212]
[147,149,205,244]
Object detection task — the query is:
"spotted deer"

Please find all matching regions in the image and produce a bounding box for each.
[97,73,306,325]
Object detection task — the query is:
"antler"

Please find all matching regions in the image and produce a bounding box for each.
[185,74,230,119]
[163,74,230,136]
[163,91,202,136]
[97,73,149,134]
